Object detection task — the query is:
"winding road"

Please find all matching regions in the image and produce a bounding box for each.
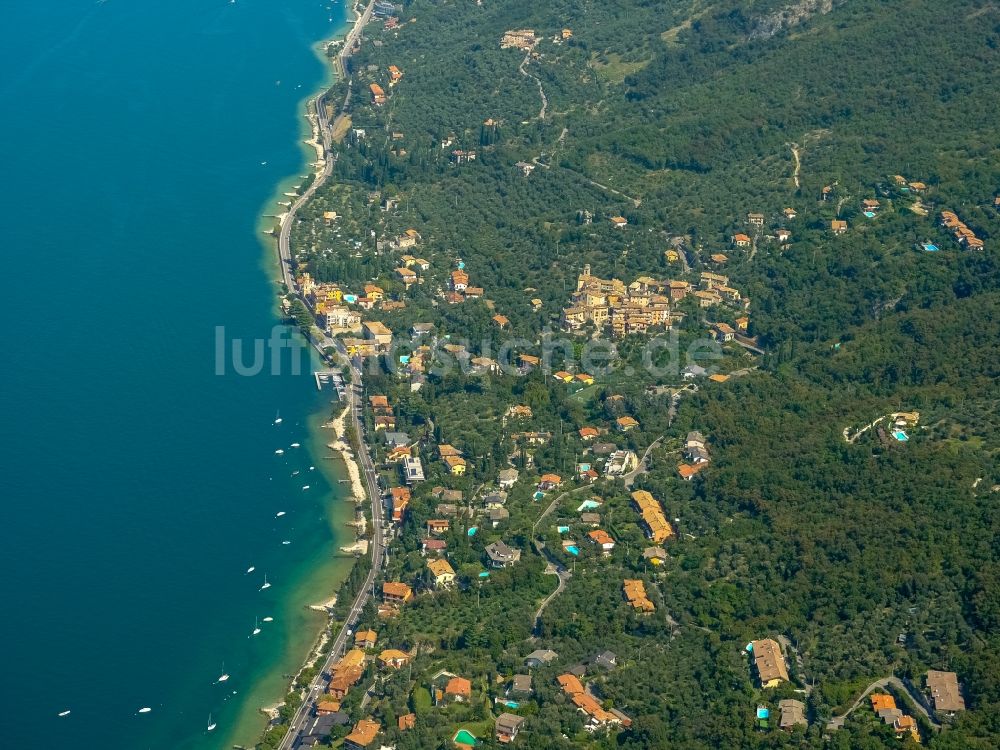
[826,676,939,732]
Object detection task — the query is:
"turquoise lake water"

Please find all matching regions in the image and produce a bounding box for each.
[0,0,349,747]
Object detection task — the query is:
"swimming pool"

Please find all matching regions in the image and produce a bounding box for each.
[533,491,545,501]
[557,526,569,534]
[893,430,909,442]
[577,500,601,511]
[565,545,580,556]
[864,211,876,218]
[922,243,940,252]
[468,527,478,536]
[504,700,520,708]
[453,729,477,746]
[478,571,490,578]
[756,707,770,720]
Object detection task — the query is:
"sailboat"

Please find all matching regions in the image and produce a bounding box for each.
[274,411,282,424]
[274,449,284,455]
[58,710,71,717]
[276,511,286,517]
[252,617,261,636]
[260,575,271,591]
[290,443,300,448]
[217,663,230,682]
[246,565,255,574]
[262,616,274,623]
[207,714,217,731]
[138,707,152,714]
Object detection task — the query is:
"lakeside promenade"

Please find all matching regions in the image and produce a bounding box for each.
[271,3,383,750]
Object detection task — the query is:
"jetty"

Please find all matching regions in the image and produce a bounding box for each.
[314,370,347,398]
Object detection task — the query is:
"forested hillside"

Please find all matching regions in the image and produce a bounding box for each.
[268,0,1000,747]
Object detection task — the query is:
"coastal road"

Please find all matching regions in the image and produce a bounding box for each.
[277,355,385,750]
[274,7,381,747]
[276,0,375,295]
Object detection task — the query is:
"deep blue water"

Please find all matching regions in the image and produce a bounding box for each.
[0,1,347,747]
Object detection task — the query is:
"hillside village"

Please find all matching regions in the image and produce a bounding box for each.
[263,0,1000,748]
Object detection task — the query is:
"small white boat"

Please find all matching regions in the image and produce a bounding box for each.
[291,470,300,476]
[252,617,261,636]
[138,707,152,714]
[262,616,274,622]
[290,443,300,448]
[282,540,291,545]
[260,575,271,591]
[309,466,315,471]
[301,485,310,491]
[274,449,284,455]
[246,566,255,574]
[207,714,217,731]
[276,511,286,517]
[58,710,71,717]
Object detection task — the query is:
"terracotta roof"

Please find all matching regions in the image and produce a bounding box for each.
[557,673,584,694]
[871,693,896,712]
[345,718,380,747]
[445,676,472,698]
[588,529,614,546]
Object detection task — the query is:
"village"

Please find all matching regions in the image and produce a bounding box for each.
[266,3,995,748]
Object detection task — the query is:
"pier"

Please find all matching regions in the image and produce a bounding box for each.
[314,370,348,399]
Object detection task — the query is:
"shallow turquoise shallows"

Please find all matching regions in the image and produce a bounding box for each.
[0,0,348,748]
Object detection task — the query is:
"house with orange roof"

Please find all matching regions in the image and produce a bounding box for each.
[894,715,920,741]
[831,219,848,234]
[344,718,380,750]
[354,629,378,649]
[750,639,789,688]
[588,529,615,554]
[315,699,341,715]
[575,373,595,385]
[444,676,472,701]
[871,693,897,712]
[426,519,450,535]
[398,713,416,731]
[631,490,673,542]
[557,673,584,695]
[492,314,509,328]
[538,473,562,490]
[450,269,469,291]
[554,370,575,382]
[378,649,411,669]
[572,692,624,729]
[616,416,639,432]
[443,455,466,475]
[731,233,752,248]
[369,83,386,105]
[390,487,410,522]
[677,463,705,480]
[623,579,655,612]
[610,216,628,229]
[427,557,455,589]
[387,65,403,85]
[382,582,412,605]
[579,426,599,441]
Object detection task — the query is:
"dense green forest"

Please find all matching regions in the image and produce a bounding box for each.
[268,0,1000,747]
